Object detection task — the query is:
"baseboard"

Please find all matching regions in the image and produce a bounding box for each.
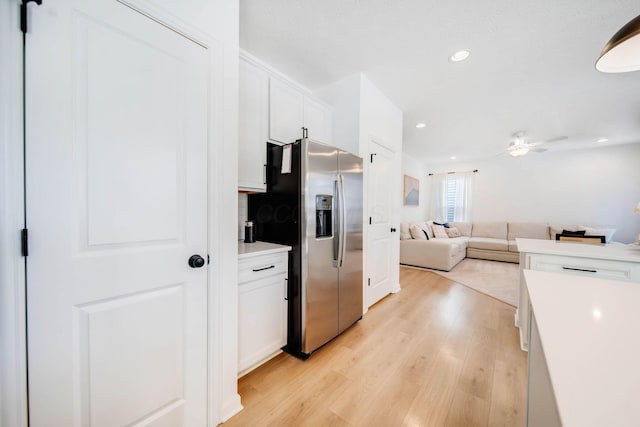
[221,394,243,423]
[391,283,401,294]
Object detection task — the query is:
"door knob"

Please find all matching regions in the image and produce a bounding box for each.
[188,254,206,268]
[390,227,397,233]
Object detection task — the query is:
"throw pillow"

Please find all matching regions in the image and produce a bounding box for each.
[431,224,449,239]
[445,227,461,238]
[562,229,586,236]
[424,221,435,238]
[581,226,616,243]
[434,221,450,228]
[409,224,427,240]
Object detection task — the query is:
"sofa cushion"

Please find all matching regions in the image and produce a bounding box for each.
[450,222,472,237]
[471,222,507,239]
[468,237,509,251]
[431,224,449,239]
[508,240,519,253]
[400,222,412,240]
[409,224,428,240]
[507,222,550,240]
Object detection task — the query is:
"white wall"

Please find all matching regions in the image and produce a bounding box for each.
[401,154,429,223]
[424,143,640,243]
[314,74,361,155]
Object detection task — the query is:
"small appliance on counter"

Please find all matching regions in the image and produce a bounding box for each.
[244,220,255,243]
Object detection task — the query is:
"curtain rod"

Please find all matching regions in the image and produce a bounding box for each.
[428,169,478,176]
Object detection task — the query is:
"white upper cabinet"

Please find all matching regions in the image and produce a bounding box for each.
[238,59,269,192]
[269,78,304,144]
[303,96,333,144]
[238,53,334,191]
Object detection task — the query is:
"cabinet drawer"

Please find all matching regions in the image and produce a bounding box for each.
[530,254,639,282]
[238,252,288,284]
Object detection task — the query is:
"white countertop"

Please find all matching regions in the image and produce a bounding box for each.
[524,270,640,427]
[516,238,640,263]
[238,240,291,259]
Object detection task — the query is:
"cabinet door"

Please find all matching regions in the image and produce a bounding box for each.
[269,78,304,143]
[239,60,269,191]
[303,97,333,144]
[238,274,287,375]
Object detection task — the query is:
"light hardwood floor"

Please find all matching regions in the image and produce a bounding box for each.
[222,266,527,427]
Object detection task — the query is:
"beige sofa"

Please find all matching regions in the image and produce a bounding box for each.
[400,221,550,271]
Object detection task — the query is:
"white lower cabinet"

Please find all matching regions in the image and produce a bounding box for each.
[517,250,640,350]
[238,251,288,376]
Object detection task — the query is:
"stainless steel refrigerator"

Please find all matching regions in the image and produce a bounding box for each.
[248,138,363,358]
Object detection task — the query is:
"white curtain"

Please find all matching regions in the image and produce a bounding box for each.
[428,174,448,222]
[428,172,475,222]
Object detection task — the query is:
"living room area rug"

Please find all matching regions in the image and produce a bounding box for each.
[405,258,519,306]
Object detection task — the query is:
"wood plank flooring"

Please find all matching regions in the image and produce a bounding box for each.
[222,266,527,427]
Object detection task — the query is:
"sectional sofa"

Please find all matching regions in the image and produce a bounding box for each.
[399,221,615,271]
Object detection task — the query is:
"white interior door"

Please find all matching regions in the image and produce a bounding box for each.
[366,141,394,307]
[25,1,209,425]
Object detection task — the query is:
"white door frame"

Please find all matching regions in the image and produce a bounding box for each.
[0,0,241,424]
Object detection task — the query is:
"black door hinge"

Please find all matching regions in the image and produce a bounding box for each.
[21,228,28,257]
[20,0,42,34]
[370,153,377,163]
[367,278,371,287]
[369,217,372,225]
[207,254,210,265]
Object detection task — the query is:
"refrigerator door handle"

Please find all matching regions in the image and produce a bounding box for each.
[338,174,347,267]
[333,179,340,263]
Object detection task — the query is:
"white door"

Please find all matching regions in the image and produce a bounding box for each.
[25,1,209,426]
[366,142,394,307]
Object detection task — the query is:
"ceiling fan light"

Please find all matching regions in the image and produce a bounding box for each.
[449,50,470,62]
[509,147,529,157]
[596,14,640,73]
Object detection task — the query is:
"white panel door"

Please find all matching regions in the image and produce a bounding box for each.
[25,1,208,426]
[303,97,332,144]
[366,142,394,307]
[269,78,304,143]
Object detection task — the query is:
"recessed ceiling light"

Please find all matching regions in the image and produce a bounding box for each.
[416,123,426,129]
[449,50,470,62]
[450,156,457,160]
[597,138,609,143]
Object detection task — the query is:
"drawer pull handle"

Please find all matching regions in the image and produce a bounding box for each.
[562,266,597,273]
[252,265,275,272]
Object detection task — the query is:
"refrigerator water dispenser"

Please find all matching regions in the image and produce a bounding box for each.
[315,195,333,238]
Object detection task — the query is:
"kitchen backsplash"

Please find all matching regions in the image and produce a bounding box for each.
[238,193,248,240]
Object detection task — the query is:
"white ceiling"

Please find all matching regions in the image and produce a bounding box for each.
[240,0,640,164]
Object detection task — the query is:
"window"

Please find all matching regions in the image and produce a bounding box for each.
[428,172,475,222]
[446,177,457,222]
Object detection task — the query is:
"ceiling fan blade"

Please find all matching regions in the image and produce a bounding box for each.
[542,136,568,144]
[527,136,568,147]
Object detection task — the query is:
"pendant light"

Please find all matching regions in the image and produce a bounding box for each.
[595,14,640,73]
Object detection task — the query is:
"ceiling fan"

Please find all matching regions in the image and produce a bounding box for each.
[507,131,568,157]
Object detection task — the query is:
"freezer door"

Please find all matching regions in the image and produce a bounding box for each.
[302,140,339,353]
[338,151,364,333]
